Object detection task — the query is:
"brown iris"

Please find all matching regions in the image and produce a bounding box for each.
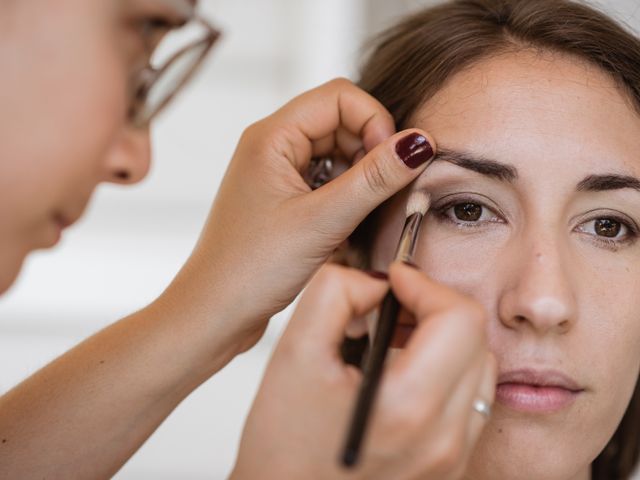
[594,218,621,238]
[454,203,482,221]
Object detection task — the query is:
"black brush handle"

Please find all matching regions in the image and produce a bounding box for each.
[341,288,400,467]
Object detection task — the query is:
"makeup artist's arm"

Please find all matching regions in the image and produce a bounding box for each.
[0,79,434,478]
[164,77,436,355]
[232,262,497,480]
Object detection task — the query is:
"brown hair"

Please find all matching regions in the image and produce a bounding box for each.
[351,0,640,478]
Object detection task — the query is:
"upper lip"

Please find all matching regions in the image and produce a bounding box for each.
[498,369,583,392]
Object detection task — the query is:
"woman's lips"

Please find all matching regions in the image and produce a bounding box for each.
[387,327,585,414]
[48,211,77,246]
[496,369,584,413]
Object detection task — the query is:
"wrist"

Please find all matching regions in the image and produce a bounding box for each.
[152,260,261,373]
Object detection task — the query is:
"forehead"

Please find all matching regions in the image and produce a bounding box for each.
[412,50,640,178]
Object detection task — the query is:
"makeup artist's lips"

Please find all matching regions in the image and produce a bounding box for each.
[497,369,584,414]
[54,213,74,229]
[49,211,79,246]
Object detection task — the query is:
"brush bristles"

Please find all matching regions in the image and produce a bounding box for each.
[405,191,430,217]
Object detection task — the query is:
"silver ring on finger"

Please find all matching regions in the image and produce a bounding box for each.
[472,398,492,419]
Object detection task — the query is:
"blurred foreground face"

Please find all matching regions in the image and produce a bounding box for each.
[370,51,640,480]
[0,0,194,293]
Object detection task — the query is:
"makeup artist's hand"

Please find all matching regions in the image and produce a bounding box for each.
[231,262,496,480]
[160,78,436,356]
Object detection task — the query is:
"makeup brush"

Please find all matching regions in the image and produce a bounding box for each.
[341,190,430,468]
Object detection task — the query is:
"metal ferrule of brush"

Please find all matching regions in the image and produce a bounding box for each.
[393,212,424,263]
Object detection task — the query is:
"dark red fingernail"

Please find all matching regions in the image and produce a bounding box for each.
[395,133,434,169]
[402,260,420,270]
[364,270,389,280]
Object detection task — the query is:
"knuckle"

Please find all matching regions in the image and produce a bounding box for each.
[277,332,301,360]
[362,157,392,195]
[379,394,424,433]
[327,76,353,90]
[314,263,347,285]
[308,264,350,299]
[466,302,488,328]
[239,120,270,152]
[389,405,423,432]
[451,298,487,331]
[381,386,439,432]
[432,432,466,472]
[382,411,423,446]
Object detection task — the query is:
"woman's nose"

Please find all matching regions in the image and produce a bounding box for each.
[497,236,577,336]
[103,125,152,185]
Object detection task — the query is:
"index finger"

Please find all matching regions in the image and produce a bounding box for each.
[271,78,396,171]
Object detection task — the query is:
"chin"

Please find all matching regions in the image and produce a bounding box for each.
[0,249,26,296]
[465,415,597,480]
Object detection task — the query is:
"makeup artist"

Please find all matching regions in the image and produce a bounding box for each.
[0,1,494,478]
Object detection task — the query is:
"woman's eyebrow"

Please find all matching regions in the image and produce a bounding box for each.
[433,149,640,193]
[576,174,640,192]
[432,148,519,182]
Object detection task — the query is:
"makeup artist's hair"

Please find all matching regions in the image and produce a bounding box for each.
[349,0,640,478]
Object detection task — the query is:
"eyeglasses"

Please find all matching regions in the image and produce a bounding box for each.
[129,11,220,128]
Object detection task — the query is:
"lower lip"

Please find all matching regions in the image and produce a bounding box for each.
[47,220,64,246]
[496,383,581,413]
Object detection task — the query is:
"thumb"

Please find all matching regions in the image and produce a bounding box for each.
[309,129,436,232]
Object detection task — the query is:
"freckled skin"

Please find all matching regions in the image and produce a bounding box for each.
[370,51,640,480]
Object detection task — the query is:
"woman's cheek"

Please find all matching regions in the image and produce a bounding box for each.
[416,221,508,290]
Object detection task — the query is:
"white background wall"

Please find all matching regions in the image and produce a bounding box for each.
[1,1,639,479]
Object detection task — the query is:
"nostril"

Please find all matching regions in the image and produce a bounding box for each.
[114,170,130,181]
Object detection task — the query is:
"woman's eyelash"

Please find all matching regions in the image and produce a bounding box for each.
[430,197,639,249]
[576,215,639,249]
[431,197,503,228]
[140,16,180,35]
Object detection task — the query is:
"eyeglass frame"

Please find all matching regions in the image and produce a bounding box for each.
[129,13,221,128]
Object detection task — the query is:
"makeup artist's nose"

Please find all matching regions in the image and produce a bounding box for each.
[103,125,152,185]
[497,236,577,335]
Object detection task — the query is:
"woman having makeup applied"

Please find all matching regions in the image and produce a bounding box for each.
[0,0,509,479]
[235,0,640,479]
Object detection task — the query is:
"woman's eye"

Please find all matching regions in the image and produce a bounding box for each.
[579,217,628,239]
[441,201,501,226]
[595,218,622,237]
[141,17,174,34]
[453,203,483,222]
[432,195,504,229]
[140,17,171,38]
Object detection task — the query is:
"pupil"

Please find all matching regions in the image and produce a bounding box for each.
[595,218,621,238]
[454,203,482,221]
